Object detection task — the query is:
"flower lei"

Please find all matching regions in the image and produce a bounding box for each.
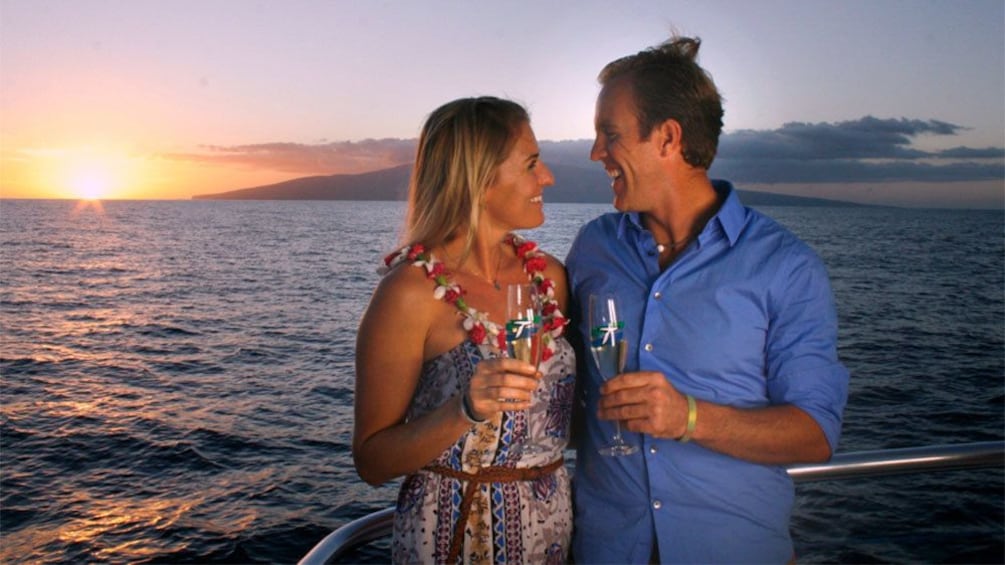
[381,234,568,361]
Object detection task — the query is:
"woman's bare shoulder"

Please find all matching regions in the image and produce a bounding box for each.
[359,257,442,327]
[367,260,438,317]
[538,251,568,283]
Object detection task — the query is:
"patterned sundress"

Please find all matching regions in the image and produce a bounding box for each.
[384,235,575,565]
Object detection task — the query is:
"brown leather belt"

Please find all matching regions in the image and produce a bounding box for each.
[425,457,564,563]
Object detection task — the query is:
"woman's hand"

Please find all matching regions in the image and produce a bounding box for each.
[465,357,541,421]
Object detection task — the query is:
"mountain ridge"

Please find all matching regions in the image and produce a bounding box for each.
[193,163,868,207]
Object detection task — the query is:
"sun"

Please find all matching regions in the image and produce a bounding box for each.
[70,169,111,200]
[64,156,122,200]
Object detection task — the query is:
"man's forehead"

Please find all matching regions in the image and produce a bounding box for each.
[596,80,636,120]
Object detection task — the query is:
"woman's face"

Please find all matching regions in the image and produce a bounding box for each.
[481,121,555,232]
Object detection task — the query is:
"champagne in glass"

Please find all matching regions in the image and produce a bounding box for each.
[589,293,639,456]
[506,283,543,455]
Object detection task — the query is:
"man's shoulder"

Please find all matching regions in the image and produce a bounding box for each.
[743,207,812,249]
[583,211,622,231]
[572,212,623,244]
[737,208,830,282]
[567,212,623,265]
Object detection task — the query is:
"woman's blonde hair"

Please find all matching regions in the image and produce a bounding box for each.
[403,96,529,258]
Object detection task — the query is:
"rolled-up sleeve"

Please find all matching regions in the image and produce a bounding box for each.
[766,245,849,452]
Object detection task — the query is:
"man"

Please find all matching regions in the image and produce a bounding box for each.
[566,36,849,563]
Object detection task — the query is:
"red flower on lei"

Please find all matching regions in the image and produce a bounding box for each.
[382,233,567,360]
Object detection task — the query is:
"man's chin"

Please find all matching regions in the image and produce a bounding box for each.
[612,194,632,212]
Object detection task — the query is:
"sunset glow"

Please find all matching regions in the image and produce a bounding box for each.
[53,150,138,200]
[0,144,307,201]
[0,147,129,200]
[0,1,1001,207]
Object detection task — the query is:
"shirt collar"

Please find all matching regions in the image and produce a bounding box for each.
[710,179,747,247]
[614,179,749,247]
[616,211,640,241]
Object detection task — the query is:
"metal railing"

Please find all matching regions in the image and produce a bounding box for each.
[298,441,1004,565]
[786,440,1003,481]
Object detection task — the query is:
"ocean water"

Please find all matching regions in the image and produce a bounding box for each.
[1,199,1002,564]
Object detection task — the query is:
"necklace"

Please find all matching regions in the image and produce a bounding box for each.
[453,248,504,290]
[656,233,697,254]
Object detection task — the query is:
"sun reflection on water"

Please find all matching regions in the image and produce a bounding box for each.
[72,198,105,215]
[0,496,203,562]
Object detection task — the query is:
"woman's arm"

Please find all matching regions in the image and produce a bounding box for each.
[352,266,541,485]
[352,268,475,485]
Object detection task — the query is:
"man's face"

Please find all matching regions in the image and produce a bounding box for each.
[590,78,663,213]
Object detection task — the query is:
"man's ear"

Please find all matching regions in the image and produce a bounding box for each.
[658,119,683,158]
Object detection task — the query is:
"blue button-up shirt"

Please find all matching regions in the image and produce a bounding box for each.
[566,181,849,564]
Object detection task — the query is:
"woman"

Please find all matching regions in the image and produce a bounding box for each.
[353,96,575,564]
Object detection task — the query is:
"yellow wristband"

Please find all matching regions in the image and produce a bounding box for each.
[679,394,697,443]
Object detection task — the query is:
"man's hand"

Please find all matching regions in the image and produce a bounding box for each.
[598,371,688,439]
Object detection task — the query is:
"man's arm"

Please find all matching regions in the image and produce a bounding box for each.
[599,373,832,464]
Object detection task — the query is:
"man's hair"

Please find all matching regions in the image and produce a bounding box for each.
[404,96,529,256]
[599,36,724,169]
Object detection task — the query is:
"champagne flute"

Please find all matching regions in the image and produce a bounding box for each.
[506,283,543,455]
[589,293,639,456]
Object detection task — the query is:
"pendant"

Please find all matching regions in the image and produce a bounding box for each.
[493,280,501,291]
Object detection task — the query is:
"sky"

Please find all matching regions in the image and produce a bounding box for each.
[1,0,1002,208]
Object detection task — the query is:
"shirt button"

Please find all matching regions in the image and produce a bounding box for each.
[654,291,662,299]
[652,500,662,510]
[644,343,653,352]
[649,446,658,454]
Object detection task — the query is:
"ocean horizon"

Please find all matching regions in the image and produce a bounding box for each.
[5,177,1005,211]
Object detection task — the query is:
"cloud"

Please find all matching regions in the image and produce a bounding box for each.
[710,117,1004,183]
[163,139,415,175]
[935,146,1005,159]
[717,116,959,160]
[711,158,1003,184]
[163,116,1004,184]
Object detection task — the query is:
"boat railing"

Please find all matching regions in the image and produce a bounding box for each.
[298,440,1004,565]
